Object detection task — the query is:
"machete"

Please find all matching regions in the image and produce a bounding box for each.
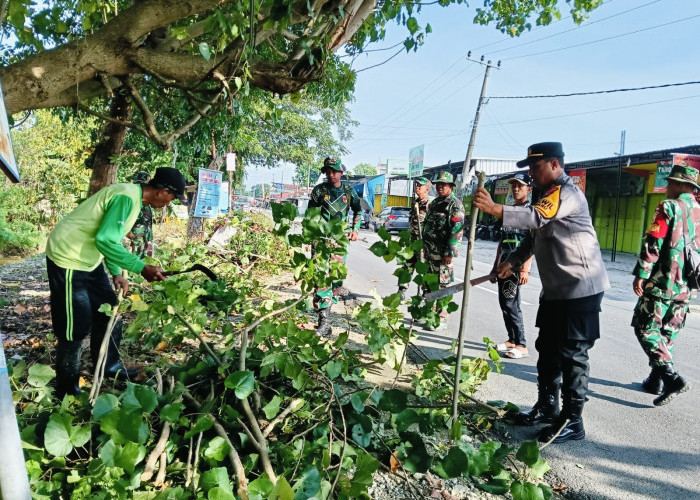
[163,263,218,281]
[422,271,498,302]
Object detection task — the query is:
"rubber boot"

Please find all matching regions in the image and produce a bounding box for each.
[642,366,664,395]
[316,308,332,337]
[538,397,586,444]
[515,385,560,426]
[653,365,690,406]
[55,341,83,398]
[91,320,140,380]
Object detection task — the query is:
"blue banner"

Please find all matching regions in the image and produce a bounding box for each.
[194,168,222,218]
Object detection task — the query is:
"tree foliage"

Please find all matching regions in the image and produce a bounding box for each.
[1,0,602,151]
[352,162,376,176]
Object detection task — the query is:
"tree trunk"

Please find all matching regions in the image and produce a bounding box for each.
[87,89,132,196]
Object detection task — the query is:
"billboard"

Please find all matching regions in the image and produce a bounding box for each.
[0,78,19,183]
[409,144,424,177]
[386,158,408,176]
[194,168,222,218]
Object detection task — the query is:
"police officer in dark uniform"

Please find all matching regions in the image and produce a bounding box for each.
[474,142,610,444]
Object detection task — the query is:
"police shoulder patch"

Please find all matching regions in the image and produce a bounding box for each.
[533,185,561,219]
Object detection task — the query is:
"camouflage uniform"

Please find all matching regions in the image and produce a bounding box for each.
[631,192,700,367]
[421,172,465,308]
[130,172,154,258]
[308,167,362,310]
[399,177,430,292]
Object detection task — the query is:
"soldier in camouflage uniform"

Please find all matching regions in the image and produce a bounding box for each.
[632,164,698,406]
[421,171,465,329]
[398,176,431,299]
[308,157,362,336]
[127,171,154,258]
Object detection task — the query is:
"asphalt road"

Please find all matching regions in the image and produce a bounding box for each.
[343,228,700,500]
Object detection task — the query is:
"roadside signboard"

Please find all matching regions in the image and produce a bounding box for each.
[386,158,408,176]
[409,144,424,177]
[219,181,230,214]
[0,78,19,183]
[194,168,222,218]
[653,161,673,192]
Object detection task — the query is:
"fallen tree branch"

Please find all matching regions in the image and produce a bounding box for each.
[174,311,222,366]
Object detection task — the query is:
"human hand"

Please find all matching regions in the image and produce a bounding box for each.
[473,188,495,215]
[113,275,129,296]
[497,262,514,279]
[633,277,645,297]
[349,231,358,242]
[518,271,529,285]
[141,264,167,282]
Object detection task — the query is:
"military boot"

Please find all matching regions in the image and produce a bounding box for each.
[55,341,83,398]
[653,365,690,406]
[515,386,560,426]
[316,308,332,337]
[642,366,664,395]
[92,320,140,380]
[538,397,586,444]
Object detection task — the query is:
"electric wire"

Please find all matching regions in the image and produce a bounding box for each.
[355,47,405,73]
[490,80,700,99]
[502,14,700,61]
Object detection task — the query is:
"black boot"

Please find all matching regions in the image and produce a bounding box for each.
[642,366,664,395]
[653,365,690,406]
[515,386,560,426]
[538,397,586,444]
[55,341,83,398]
[316,308,332,337]
[92,320,140,380]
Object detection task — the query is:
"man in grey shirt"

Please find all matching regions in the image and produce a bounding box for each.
[474,142,610,444]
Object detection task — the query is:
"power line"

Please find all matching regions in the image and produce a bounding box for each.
[355,47,405,73]
[484,0,661,56]
[490,80,700,99]
[482,93,700,126]
[502,13,700,61]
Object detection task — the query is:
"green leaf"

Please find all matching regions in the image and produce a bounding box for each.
[442,446,468,477]
[93,393,119,420]
[161,402,185,423]
[467,449,491,477]
[350,393,365,413]
[44,413,91,457]
[199,42,211,60]
[209,487,235,500]
[203,437,231,462]
[511,481,550,500]
[325,360,342,380]
[515,440,540,467]
[270,476,294,500]
[27,364,55,387]
[449,420,462,440]
[368,241,387,257]
[98,302,114,315]
[224,371,255,399]
[249,475,275,497]
[394,408,419,432]
[349,452,380,497]
[292,466,321,499]
[477,478,510,495]
[351,418,372,447]
[201,467,232,493]
[99,440,147,475]
[406,17,420,34]
[397,432,432,473]
[263,395,282,419]
[184,415,213,439]
[122,383,158,414]
[271,202,297,223]
[378,226,391,241]
[530,458,551,479]
[377,389,408,413]
[382,292,402,309]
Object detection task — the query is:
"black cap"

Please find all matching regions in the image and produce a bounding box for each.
[148,167,187,202]
[516,142,565,168]
[508,173,532,186]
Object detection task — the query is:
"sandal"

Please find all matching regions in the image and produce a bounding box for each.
[504,347,529,359]
[496,342,516,352]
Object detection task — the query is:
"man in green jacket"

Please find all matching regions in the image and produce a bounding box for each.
[46,167,187,397]
[307,157,362,336]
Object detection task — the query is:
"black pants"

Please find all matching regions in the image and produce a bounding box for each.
[497,274,526,347]
[46,257,117,351]
[535,293,603,403]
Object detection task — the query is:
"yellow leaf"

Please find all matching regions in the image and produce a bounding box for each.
[130,294,141,302]
[167,305,175,315]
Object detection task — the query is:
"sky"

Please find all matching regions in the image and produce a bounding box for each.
[245,0,700,188]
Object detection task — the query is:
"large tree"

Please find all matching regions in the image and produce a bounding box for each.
[1,0,602,189]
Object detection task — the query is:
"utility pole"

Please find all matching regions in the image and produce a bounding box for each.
[459,54,501,193]
[611,130,627,263]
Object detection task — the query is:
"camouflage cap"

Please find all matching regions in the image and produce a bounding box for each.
[414,176,430,186]
[667,165,700,189]
[132,171,151,184]
[322,157,345,173]
[434,171,455,186]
